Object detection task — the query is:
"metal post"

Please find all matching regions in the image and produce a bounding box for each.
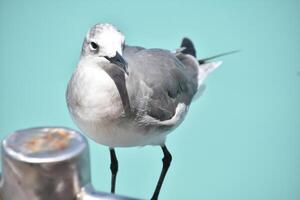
[0,127,138,200]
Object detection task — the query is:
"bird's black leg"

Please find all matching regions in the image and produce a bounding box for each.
[151,145,172,200]
[109,148,118,193]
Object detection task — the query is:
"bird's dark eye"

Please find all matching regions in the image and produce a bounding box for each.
[89,42,99,51]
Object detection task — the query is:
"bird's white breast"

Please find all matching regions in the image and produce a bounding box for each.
[67,61,165,147]
[67,61,123,123]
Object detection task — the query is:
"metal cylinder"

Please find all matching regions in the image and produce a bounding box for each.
[0,127,90,200]
[0,127,138,200]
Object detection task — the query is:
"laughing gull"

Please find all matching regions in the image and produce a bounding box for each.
[66,23,232,200]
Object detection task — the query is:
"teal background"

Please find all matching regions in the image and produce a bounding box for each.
[0,0,299,199]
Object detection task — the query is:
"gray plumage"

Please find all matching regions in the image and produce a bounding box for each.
[124,46,199,125]
[66,23,221,147]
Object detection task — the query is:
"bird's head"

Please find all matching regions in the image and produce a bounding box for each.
[81,23,128,75]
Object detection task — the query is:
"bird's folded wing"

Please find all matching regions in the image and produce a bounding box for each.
[123,46,197,126]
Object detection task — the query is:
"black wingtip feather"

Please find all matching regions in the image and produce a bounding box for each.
[180,37,196,57]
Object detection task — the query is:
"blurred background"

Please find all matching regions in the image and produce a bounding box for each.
[0,0,299,199]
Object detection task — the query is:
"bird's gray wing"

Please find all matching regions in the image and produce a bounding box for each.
[123,46,198,125]
[123,45,145,54]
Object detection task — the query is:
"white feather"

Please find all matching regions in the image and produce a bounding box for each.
[197,61,222,87]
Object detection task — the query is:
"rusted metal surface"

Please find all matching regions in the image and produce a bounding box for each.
[24,128,72,153]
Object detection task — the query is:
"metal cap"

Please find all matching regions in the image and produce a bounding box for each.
[0,127,91,200]
[3,127,87,163]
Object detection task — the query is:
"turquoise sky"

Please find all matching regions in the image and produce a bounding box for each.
[0,0,299,199]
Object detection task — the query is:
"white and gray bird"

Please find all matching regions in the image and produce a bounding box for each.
[66,23,228,200]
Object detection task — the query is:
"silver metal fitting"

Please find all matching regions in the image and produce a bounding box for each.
[0,127,137,200]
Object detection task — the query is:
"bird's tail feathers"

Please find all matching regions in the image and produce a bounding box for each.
[196,50,239,85]
[199,61,222,74]
[197,61,222,87]
[178,38,238,88]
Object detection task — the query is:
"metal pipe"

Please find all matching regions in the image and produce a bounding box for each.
[0,127,138,200]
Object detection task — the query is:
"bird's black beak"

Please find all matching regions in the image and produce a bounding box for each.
[105,52,129,75]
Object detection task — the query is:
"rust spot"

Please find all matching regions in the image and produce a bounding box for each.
[24,128,73,154]
[55,128,69,139]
